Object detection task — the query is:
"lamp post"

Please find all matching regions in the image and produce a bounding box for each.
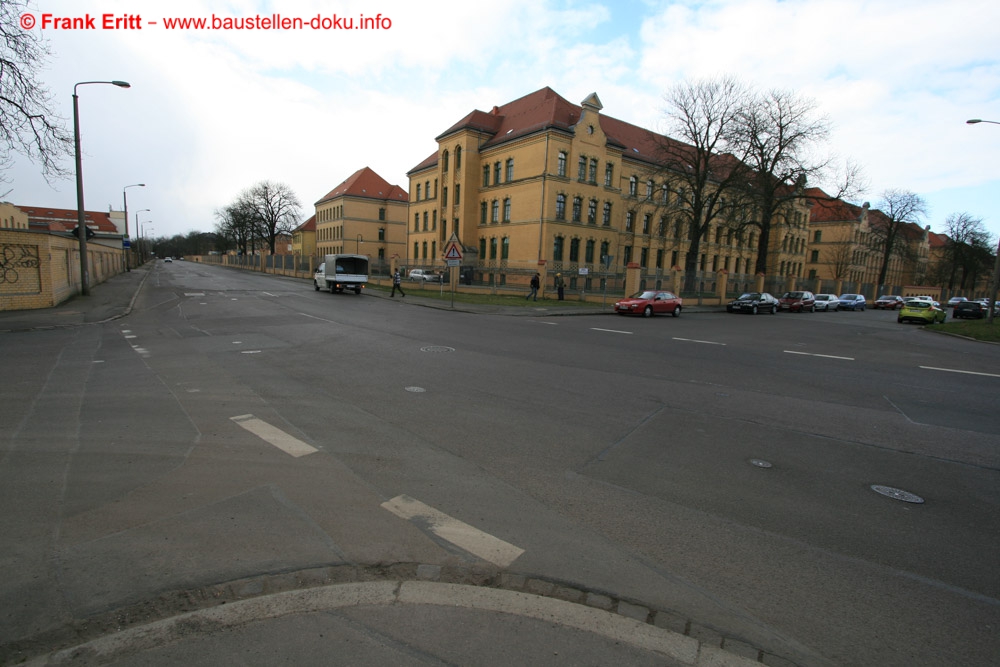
[122,183,144,272]
[140,221,153,260]
[356,234,363,253]
[74,80,130,296]
[134,209,150,266]
[966,118,999,323]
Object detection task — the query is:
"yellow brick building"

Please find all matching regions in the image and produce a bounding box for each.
[406,87,811,294]
[314,167,409,265]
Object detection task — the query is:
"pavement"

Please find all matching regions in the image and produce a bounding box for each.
[1,264,791,667]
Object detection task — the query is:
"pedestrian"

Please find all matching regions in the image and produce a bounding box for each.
[556,273,565,300]
[527,272,540,301]
[391,269,405,297]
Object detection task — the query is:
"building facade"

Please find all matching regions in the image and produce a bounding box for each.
[314,167,408,265]
[406,87,811,294]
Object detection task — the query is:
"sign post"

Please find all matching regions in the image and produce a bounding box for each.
[443,235,463,309]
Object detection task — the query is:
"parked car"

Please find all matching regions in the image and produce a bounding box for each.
[874,295,904,310]
[614,290,682,317]
[947,296,968,308]
[905,296,940,308]
[164,257,172,263]
[727,292,779,314]
[408,268,444,283]
[813,294,840,311]
[898,300,946,324]
[778,291,816,312]
[838,294,866,311]
[953,301,986,319]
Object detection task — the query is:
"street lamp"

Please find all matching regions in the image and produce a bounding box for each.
[966,118,999,323]
[356,234,363,253]
[134,209,150,265]
[122,183,145,272]
[74,80,131,295]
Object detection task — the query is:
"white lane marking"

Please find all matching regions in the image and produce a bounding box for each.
[784,350,855,361]
[673,337,726,346]
[230,414,318,457]
[920,365,1000,378]
[241,350,262,354]
[184,292,205,296]
[381,495,525,567]
[591,328,633,335]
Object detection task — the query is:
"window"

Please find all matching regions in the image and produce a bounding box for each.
[657,249,664,269]
[491,200,499,223]
[810,250,820,263]
[506,158,514,182]
[604,162,614,187]
[494,162,501,183]
[422,241,428,259]
[578,156,587,180]
[553,236,565,261]
[588,199,597,224]
[629,176,637,196]
[570,238,580,262]
[414,213,419,231]
[661,184,669,205]
[483,165,490,187]
[479,237,486,257]
[432,210,437,230]
[623,245,632,263]
[455,146,462,169]
[658,216,667,237]
[442,186,448,207]
[557,151,567,177]
[480,202,488,225]
[490,237,497,259]
[501,236,509,259]
[640,247,648,267]
[813,230,822,243]
[413,241,419,258]
[600,241,610,264]
[503,198,511,222]
[442,150,449,172]
[555,194,566,220]
[378,227,385,241]
[625,211,634,232]
[586,240,595,263]
[589,158,597,183]
[603,202,611,226]
[378,207,385,221]
[646,179,653,199]
[455,184,460,206]
[572,197,582,222]
[643,214,650,234]
[423,211,428,231]
[416,184,422,200]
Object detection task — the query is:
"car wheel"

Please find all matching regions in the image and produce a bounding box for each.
[672,306,681,318]
[771,305,777,314]
[897,317,903,323]
[751,305,758,315]
[643,305,653,317]
[810,305,815,313]
[355,287,362,295]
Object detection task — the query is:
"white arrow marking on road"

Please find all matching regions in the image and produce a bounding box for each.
[230,414,318,457]
[381,495,525,567]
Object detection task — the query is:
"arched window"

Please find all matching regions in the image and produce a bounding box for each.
[442,150,449,172]
[557,152,567,177]
[553,235,564,261]
[555,194,566,220]
[572,197,582,222]
[503,198,511,222]
[505,158,514,182]
[629,176,638,196]
[455,146,462,169]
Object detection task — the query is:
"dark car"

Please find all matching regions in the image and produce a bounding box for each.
[727,292,779,314]
[838,293,866,311]
[874,295,904,310]
[779,291,816,312]
[953,301,985,319]
[614,290,682,317]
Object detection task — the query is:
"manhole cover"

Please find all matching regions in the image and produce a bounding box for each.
[405,386,426,393]
[749,459,773,469]
[421,346,455,352]
[870,485,924,504]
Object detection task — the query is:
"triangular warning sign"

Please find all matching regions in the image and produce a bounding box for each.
[444,244,462,260]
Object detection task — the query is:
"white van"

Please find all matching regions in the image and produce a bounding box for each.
[314,254,369,294]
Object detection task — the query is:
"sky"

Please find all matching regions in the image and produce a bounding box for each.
[6,0,1000,242]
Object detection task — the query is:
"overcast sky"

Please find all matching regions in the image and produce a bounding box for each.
[7,0,1000,241]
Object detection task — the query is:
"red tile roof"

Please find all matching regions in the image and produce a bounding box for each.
[804,188,866,223]
[293,214,316,233]
[412,87,699,174]
[315,167,408,206]
[18,206,120,234]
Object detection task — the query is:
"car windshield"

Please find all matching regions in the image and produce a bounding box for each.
[878,295,897,300]
[782,292,804,299]
[815,295,831,301]
[738,293,760,300]
[631,291,657,299]
[906,302,930,309]
[840,294,857,299]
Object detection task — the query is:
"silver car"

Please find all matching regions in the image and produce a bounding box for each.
[814,293,839,311]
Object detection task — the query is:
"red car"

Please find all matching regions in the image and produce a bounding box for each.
[778,291,816,312]
[614,290,682,317]
[874,295,904,310]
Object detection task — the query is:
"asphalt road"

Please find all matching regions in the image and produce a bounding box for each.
[2,261,998,666]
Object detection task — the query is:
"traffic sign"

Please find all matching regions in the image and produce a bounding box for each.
[444,243,462,261]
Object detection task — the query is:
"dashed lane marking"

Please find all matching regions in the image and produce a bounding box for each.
[381,495,525,567]
[783,350,855,361]
[591,328,633,335]
[673,337,726,346]
[230,414,318,458]
[920,365,1000,378]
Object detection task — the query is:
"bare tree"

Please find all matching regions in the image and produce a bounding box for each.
[731,88,861,275]
[214,200,256,256]
[869,189,928,292]
[942,212,992,291]
[658,76,751,292]
[827,240,854,282]
[238,181,301,255]
[0,0,72,181]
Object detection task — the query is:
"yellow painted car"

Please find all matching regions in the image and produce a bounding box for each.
[897,300,946,324]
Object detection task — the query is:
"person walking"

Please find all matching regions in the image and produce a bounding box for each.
[527,272,540,301]
[391,269,405,297]
[556,273,565,300]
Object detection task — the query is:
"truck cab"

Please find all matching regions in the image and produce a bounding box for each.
[314,254,369,294]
